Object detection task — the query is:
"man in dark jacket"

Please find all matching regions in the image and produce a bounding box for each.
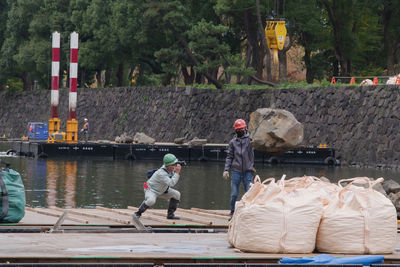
[223,119,255,220]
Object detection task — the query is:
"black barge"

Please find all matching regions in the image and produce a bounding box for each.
[9,141,340,165]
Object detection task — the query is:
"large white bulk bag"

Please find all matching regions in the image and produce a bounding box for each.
[228,175,323,253]
[284,176,340,206]
[228,175,265,246]
[317,177,397,254]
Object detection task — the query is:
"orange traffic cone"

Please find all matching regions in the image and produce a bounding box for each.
[330,77,336,84]
[373,77,378,85]
[396,77,400,85]
[349,77,355,84]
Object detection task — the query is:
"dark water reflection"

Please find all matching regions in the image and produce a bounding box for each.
[1,143,400,210]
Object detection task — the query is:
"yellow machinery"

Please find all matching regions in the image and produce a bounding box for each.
[48,117,60,137]
[265,19,287,64]
[48,131,66,143]
[48,117,78,144]
[48,117,65,143]
[66,119,78,143]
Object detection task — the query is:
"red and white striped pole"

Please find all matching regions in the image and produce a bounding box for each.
[51,31,60,118]
[69,32,78,120]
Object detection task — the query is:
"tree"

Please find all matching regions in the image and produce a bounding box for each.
[0,0,9,89]
[0,0,43,91]
[144,0,223,88]
[379,0,400,75]
[285,0,330,83]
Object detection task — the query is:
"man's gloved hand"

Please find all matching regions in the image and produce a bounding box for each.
[223,171,229,180]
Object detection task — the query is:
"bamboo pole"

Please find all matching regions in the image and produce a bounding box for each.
[25,207,88,224]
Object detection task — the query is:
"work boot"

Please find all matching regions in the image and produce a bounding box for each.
[134,202,149,218]
[167,198,180,219]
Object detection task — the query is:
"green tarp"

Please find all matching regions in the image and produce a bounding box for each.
[0,168,26,223]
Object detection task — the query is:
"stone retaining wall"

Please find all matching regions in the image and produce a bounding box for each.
[1,86,399,168]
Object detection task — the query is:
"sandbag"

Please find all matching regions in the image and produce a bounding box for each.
[0,168,26,223]
[228,175,323,253]
[316,177,397,254]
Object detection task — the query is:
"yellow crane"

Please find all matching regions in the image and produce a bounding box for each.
[265,19,287,65]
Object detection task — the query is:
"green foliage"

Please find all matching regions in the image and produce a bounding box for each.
[4,78,24,92]
[0,0,398,90]
[188,20,229,74]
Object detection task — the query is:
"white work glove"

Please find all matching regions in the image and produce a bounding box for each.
[223,171,229,180]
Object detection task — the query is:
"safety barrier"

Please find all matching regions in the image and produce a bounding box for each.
[330,76,399,85]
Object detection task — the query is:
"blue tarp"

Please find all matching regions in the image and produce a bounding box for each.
[279,254,384,265]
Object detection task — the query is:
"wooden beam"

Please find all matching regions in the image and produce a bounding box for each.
[177,208,228,220]
[96,206,172,224]
[50,207,130,225]
[191,207,230,217]
[127,206,180,224]
[25,207,88,224]
[127,206,211,225]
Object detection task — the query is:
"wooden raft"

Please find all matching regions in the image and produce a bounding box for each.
[15,206,231,227]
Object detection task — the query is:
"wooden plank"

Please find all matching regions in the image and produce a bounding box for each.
[96,206,173,224]
[25,207,88,224]
[177,208,228,220]
[50,207,130,225]
[191,207,230,216]
[128,206,212,225]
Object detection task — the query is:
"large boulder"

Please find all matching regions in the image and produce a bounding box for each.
[115,132,133,143]
[133,132,155,145]
[382,179,400,194]
[188,137,207,146]
[174,137,185,144]
[248,108,304,153]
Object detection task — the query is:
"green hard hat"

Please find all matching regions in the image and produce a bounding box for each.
[163,153,178,166]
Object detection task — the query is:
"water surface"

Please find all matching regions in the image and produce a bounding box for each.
[1,142,399,210]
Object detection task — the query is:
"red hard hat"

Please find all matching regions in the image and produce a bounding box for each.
[234,119,247,130]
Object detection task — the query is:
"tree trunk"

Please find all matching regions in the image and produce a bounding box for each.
[195,73,203,84]
[383,1,395,75]
[116,63,124,87]
[323,0,351,77]
[255,0,272,81]
[304,48,314,83]
[278,34,292,83]
[278,50,287,83]
[104,69,111,87]
[181,66,195,84]
[96,72,102,88]
[20,72,31,91]
[244,8,266,81]
[128,67,134,86]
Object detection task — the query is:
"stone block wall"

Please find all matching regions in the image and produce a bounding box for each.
[1,85,399,168]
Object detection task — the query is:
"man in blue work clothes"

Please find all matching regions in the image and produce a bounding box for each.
[135,153,182,220]
[223,119,255,220]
